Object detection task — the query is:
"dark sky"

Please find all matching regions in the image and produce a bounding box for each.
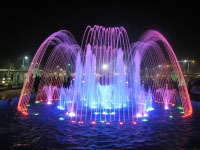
[1,2,200,68]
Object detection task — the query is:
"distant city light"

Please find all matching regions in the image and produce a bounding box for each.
[25,56,28,60]
[184,60,187,63]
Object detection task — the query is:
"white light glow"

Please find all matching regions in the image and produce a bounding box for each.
[102,64,108,70]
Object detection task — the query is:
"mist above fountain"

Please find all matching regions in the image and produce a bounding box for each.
[17,25,192,123]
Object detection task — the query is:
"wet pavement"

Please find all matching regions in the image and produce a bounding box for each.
[0,89,22,100]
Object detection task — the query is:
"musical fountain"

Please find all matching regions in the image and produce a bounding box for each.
[17,25,192,124]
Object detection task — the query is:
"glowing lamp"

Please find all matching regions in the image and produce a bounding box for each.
[143,113,148,117]
[105,122,111,125]
[35,101,40,104]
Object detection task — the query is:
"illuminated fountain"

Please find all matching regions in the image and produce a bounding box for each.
[41,84,59,104]
[17,25,193,123]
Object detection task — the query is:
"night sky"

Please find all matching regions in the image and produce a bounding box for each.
[1,2,200,68]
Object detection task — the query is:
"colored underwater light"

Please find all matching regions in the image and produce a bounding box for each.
[57,106,65,110]
[78,121,84,124]
[47,101,52,105]
[22,111,28,115]
[100,120,105,123]
[102,64,108,70]
[102,112,108,115]
[68,112,75,117]
[105,122,111,125]
[169,115,173,119]
[146,108,154,112]
[59,117,65,121]
[119,122,124,125]
[164,106,169,110]
[35,101,40,104]
[132,121,137,125]
[27,104,30,107]
[172,104,175,106]
[94,112,99,115]
[91,121,96,125]
[110,112,115,115]
[177,106,183,110]
[142,119,148,122]
[34,113,39,116]
[143,113,148,117]
[136,113,142,118]
[180,111,184,114]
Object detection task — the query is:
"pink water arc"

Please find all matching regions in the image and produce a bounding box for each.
[17,25,192,122]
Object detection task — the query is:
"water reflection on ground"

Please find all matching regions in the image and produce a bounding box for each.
[0,100,200,150]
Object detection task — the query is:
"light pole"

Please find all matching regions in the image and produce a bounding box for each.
[22,56,28,70]
[179,60,195,75]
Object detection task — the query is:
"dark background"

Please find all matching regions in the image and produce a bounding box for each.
[1,1,199,69]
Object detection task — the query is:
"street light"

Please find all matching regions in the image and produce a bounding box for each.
[22,56,28,70]
[179,59,195,74]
